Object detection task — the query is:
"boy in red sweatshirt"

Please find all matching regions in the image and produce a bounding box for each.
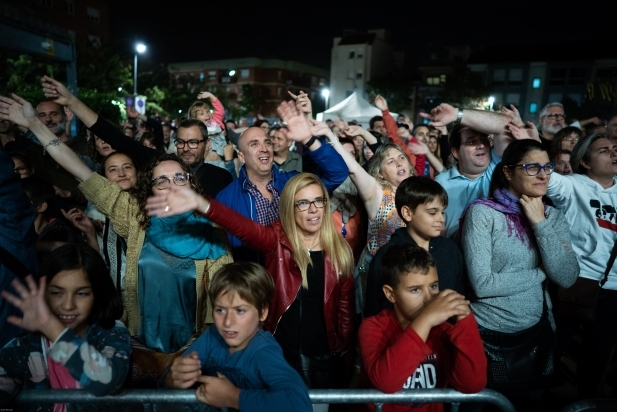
[357,244,487,412]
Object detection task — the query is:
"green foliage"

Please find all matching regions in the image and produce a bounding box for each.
[0,54,57,102]
[366,76,413,112]
[439,63,491,109]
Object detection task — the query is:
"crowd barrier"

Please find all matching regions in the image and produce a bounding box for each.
[17,388,516,412]
[560,398,617,412]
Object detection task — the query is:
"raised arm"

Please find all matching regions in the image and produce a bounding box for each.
[421,103,513,136]
[197,91,225,129]
[0,94,92,182]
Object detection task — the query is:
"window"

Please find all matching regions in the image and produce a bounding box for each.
[356,69,363,79]
[549,68,566,86]
[87,35,101,48]
[505,93,520,105]
[65,0,74,14]
[37,0,54,7]
[548,93,563,103]
[532,77,541,89]
[208,71,217,80]
[440,74,446,84]
[87,7,100,23]
[529,102,538,114]
[357,53,363,59]
[568,68,585,85]
[349,51,355,59]
[277,87,281,97]
[199,73,204,82]
[508,68,523,86]
[492,69,506,85]
[347,71,355,80]
[240,69,249,78]
[427,76,440,86]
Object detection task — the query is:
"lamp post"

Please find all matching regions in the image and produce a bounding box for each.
[321,88,330,110]
[134,43,146,96]
[488,96,495,111]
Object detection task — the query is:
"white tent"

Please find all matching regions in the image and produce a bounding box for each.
[316,92,397,128]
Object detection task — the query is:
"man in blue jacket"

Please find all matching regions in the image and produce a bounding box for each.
[216,126,347,262]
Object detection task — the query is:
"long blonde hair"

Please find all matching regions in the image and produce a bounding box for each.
[279,173,354,288]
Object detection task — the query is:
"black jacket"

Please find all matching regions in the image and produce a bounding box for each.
[364,227,466,318]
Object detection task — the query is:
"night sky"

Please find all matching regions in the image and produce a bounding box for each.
[107,0,616,69]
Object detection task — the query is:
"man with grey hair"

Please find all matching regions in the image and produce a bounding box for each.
[538,102,566,152]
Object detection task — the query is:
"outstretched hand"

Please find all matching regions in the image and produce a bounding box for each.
[277,101,312,143]
[41,76,75,107]
[501,104,523,127]
[288,91,313,116]
[419,103,458,127]
[374,95,388,111]
[507,121,539,141]
[2,276,54,334]
[309,119,335,140]
[197,91,216,100]
[0,94,38,129]
[62,208,96,237]
[408,140,430,155]
[145,184,204,218]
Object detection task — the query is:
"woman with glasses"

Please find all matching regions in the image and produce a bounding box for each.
[0,94,232,358]
[551,126,582,155]
[459,139,579,405]
[146,173,355,399]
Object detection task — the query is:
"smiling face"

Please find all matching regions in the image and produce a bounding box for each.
[95,136,115,157]
[46,268,94,337]
[379,148,411,189]
[504,150,551,198]
[151,160,185,195]
[581,138,617,181]
[272,129,291,155]
[213,291,267,354]
[195,108,212,124]
[554,153,572,175]
[238,127,274,179]
[452,128,491,177]
[414,126,429,144]
[103,153,137,191]
[383,266,439,330]
[293,184,326,238]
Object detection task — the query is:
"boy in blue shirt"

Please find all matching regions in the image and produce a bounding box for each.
[163,262,312,411]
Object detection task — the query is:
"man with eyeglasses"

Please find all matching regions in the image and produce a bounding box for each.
[175,119,233,197]
[537,102,566,152]
[421,103,534,238]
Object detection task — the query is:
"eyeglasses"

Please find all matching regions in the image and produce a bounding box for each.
[561,135,580,142]
[462,136,491,146]
[544,113,565,120]
[151,173,191,190]
[294,197,327,211]
[508,162,556,176]
[174,139,205,149]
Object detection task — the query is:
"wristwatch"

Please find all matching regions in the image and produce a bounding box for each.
[455,109,464,125]
[304,135,318,149]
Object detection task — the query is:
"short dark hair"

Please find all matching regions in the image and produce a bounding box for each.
[489,139,545,194]
[209,262,275,316]
[101,151,139,181]
[21,176,55,211]
[550,149,571,162]
[381,244,436,288]
[40,244,123,329]
[178,119,208,141]
[551,126,582,156]
[253,119,270,129]
[369,115,383,130]
[395,176,448,221]
[397,123,409,130]
[448,124,465,151]
[9,152,33,170]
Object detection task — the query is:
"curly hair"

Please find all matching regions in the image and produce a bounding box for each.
[133,153,202,229]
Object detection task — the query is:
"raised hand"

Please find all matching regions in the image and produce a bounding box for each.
[419,103,458,127]
[276,101,311,143]
[195,372,240,408]
[0,94,38,129]
[309,119,335,140]
[145,184,205,218]
[62,208,96,237]
[2,276,54,333]
[501,104,524,127]
[374,95,388,111]
[288,91,313,116]
[519,194,546,225]
[197,91,216,101]
[41,76,75,107]
[343,125,365,138]
[408,140,430,155]
[166,352,202,389]
[507,121,539,141]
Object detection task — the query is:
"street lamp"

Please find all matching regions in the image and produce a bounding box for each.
[488,96,495,111]
[134,43,147,96]
[321,89,330,109]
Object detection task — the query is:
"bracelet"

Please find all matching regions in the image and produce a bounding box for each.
[327,139,340,146]
[202,202,211,216]
[454,109,464,125]
[304,136,318,149]
[43,138,62,155]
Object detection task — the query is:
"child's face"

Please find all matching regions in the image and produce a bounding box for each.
[213,291,267,354]
[46,268,94,337]
[402,199,446,240]
[383,266,439,329]
[195,109,212,123]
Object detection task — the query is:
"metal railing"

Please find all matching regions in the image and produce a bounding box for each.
[17,388,516,412]
[560,398,617,412]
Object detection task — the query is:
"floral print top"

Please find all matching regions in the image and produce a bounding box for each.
[0,321,131,411]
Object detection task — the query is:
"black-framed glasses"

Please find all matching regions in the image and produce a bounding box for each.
[174,139,205,149]
[294,198,327,211]
[544,113,565,120]
[462,136,491,146]
[508,162,556,176]
[561,135,580,142]
[151,173,191,190]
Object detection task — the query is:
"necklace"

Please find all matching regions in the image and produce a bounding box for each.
[306,239,321,255]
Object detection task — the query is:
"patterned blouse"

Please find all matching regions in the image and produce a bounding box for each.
[367,188,405,256]
[0,322,131,411]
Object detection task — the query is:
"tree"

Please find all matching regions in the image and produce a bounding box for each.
[366,76,413,113]
[439,63,491,109]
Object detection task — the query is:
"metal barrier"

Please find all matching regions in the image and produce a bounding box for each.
[559,398,617,412]
[17,388,516,412]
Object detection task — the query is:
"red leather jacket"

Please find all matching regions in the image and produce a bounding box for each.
[207,199,355,354]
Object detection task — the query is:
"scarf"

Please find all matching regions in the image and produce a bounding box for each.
[146,211,227,260]
[459,188,545,250]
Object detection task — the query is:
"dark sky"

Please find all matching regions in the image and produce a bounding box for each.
[107,0,616,69]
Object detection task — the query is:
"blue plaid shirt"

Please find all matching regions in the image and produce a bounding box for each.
[245,177,281,226]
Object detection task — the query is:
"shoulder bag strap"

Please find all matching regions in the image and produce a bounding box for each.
[600,237,617,287]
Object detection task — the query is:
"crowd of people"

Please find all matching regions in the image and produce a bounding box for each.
[0,75,616,412]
